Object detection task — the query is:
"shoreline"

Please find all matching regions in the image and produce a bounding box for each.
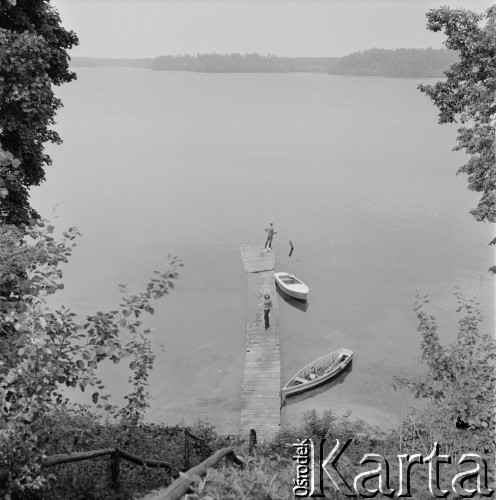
[69,64,444,80]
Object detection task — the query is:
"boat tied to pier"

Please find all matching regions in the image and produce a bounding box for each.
[280,348,353,404]
[274,272,309,301]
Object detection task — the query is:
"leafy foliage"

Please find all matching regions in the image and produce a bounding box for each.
[0,0,78,224]
[265,409,386,470]
[418,6,496,255]
[0,220,182,496]
[12,407,219,500]
[0,146,23,219]
[172,411,436,500]
[161,455,294,500]
[393,291,495,452]
[244,407,494,499]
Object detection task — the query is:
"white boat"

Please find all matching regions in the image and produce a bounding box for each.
[281,348,353,404]
[274,272,309,301]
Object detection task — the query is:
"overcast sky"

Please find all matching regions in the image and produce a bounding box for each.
[52,0,493,58]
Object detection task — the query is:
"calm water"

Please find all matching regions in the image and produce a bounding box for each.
[31,68,494,433]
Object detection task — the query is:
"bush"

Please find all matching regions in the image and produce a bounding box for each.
[21,406,222,499]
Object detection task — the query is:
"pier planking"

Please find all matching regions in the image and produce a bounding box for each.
[239,245,281,442]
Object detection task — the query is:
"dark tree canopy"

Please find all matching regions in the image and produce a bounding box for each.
[0,0,78,225]
[418,6,496,256]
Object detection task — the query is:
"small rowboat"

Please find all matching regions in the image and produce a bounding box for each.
[281,348,353,404]
[274,272,309,301]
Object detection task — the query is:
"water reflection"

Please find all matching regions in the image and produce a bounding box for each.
[276,286,309,312]
[281,363,353,407]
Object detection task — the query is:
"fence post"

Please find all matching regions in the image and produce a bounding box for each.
[183,430,190,471]
[110,451,120,490]
[248,429,257,456]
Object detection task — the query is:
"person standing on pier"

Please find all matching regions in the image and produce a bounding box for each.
[264,222,276,251]
[263,293,272,329]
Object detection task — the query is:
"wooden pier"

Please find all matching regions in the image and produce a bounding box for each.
[239,245,281,442]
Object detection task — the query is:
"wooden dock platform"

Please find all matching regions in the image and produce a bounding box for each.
[239,245,280,442]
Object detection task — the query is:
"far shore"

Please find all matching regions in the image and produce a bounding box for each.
[70,48,454,79]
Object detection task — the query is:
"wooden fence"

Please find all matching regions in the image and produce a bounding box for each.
[0,430,250,498]
[182,428,209,471]
[0,428,209,490]
[141,447,244,500]
[0,446,173,491]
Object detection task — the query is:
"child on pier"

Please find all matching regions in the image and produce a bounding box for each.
[263,293,272,329]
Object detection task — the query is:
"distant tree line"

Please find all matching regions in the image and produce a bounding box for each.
[329,47,458,77]
[152,53,338,73]
[72,53,338,73]
[71,57,154,69]
[71,49,457,77]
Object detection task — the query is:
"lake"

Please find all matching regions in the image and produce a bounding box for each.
[31,68,494,434]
